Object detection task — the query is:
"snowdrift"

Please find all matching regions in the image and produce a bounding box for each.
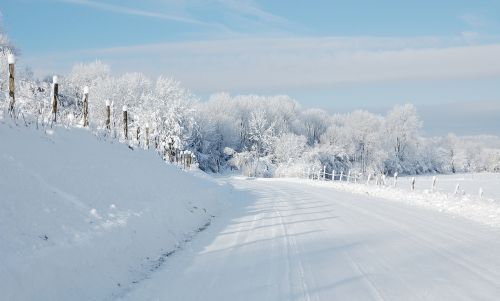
[0,124,231,300]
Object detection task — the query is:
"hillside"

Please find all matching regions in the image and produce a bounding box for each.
[0,122,232,301]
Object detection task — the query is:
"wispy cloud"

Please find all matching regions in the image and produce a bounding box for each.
[28,35,500,92]
[216,0,289,25]
[59,0,295,37]
[460,13,488,27]
[61,0,215,27]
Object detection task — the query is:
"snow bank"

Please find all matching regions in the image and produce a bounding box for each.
[280,178,500,228]
[0,123,232,300]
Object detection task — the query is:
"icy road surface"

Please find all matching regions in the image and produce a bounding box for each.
[121,178,500,301]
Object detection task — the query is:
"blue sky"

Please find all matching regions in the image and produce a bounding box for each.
[2,0,500,135]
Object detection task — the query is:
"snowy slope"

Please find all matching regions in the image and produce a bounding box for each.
[121,178,500,301]
[0,123,232,301]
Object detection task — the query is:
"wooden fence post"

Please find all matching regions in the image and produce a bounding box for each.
[431,176,437,193]
[145,123,149,149]
[51,76,58,123]
[189,152,194,168]
[7,53,15,116]
[411,177,416,191]
[183,151,187,169]
[168,138,174,162]
[136,126,140,146]
[105,100,111,130]
[83,86,89,127]
[122,105,128,140]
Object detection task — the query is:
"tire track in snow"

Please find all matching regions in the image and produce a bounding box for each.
[120,178,500,300]
[342,250,386,301]
[202,203,262,297]
[335,195,500,289]
[299,187,388,301]
[275,205,312,301]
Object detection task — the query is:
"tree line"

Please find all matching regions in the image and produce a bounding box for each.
[1,47,499,177]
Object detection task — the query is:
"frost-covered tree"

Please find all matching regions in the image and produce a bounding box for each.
[343,110,385,173]
[384,104,422,174]
[63,61,111,126]
[0,24,13,88]
[148,76,195,148]
[300,108,330,145]
[442,133,460,173]
[248,109,275,156]
[273,133,307,165]
[4,46,498,177]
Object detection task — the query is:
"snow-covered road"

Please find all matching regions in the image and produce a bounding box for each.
[121,178,500,301]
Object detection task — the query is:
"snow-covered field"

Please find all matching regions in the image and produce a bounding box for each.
[397,173,500,200]
[0,123,232,301]
[295,173,500,228]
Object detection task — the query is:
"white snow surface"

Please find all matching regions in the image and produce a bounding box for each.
[299,176,500,228]
[3,122,500,300]
[396,173,500,200]
[0,124,231,301]
[121,177,500,300]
